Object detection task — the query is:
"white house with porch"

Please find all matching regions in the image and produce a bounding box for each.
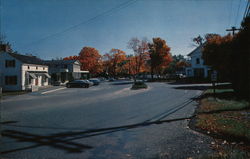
[185,45,211,78]
[0,47,50,91]
[44,60,89,84]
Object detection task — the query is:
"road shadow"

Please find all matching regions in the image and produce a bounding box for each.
[2,115,193,155]
[198,92,236,100]
[111,81,133,85]
[1,121,19,124]
[172,83,236,101]
[2,96,199,155]
[173,85,212,91]
[1,129,93,154]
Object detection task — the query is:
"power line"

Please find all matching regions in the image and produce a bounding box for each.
[228,0,233,27]
[20,0,138,49]
[243,0,250,18]
[234,0,242,26]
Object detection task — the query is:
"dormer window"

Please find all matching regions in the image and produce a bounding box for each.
[196,58,200,64]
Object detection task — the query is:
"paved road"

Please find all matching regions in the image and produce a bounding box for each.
[1,81,214,159]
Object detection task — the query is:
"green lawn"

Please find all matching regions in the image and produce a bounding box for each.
[194,87,250,159]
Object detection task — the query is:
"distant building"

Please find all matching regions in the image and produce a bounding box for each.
[44,60,89,83]
[0,44,50,91]
[185,45,211,78]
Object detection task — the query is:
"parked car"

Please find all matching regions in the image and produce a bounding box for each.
[66,80,90,88]
[108,78,115,82]
[89,78,100,85]
[85,80,94,86]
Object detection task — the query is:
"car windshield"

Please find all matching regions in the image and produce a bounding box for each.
[1,1,249,159]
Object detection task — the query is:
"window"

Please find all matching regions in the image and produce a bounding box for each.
[36,66,38,70]
[5,60,15,68]
[63,64,67,69]
[196,58,200,64]
[43,67,45,70]
[5,76,17,85]
[28,66,30,69]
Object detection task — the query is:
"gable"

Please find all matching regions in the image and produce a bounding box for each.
[187,44,203,57]
[74,60,80,65]
[0,52,23,70]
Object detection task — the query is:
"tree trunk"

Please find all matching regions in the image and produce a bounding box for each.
[151,67,154,80]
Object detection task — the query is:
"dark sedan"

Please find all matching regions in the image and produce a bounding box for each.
[66,80,90,88]
[89,78,100,85]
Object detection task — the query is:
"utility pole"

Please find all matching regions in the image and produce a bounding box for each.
[243,0,250,19]
[226,26,241,35]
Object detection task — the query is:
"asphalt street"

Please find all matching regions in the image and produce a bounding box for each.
[0,81,214,159]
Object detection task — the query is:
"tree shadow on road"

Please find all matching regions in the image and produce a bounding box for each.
[2,93,201,155]
[2,115,193,155]
[111,81,133,85]
[173,85,212,91]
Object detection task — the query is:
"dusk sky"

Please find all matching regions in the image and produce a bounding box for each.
[1,0,248,60]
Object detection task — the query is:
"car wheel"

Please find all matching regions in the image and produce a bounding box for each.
[66,84,70,88]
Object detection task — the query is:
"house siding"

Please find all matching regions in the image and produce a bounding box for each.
[0,52,22,91]
[45,60,88,83]
[186,45,211,78]
[21,64,49,89]
[0,52,50,91]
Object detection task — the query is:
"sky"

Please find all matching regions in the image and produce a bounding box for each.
[0,0,248,60]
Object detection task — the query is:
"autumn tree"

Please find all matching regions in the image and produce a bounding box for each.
[63,55,79,61]
[127,37,149,78]
[148,37,172,79]
[78,47,103,75]
[202,34,233,80]
[202,17,250,99]
[165,55,189,74]
[230,17,250,99]
[122,55,137,76]
[103,49,126,78]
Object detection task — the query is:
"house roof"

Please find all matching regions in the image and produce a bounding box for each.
[187,44,203,56]
[8,52,45,65]
[44,60,79,65]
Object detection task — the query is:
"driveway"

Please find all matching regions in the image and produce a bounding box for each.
[1,82,214,159]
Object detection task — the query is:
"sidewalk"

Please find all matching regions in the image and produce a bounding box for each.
[37,85,66,94]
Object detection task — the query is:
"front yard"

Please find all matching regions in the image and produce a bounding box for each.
[190,85,250,159]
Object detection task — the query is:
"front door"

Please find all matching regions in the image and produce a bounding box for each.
[35,78,38,85]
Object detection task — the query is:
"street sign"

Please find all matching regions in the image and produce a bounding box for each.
[211,71,217,82]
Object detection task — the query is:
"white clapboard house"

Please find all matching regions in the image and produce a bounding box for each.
[185,44,211,78]
[0,44,50,91]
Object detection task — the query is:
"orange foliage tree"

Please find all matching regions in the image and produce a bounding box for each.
[123,55,137,76]
[63,55,79,61]
[78,47,103,75]
[202,34,233,80]
[148,37,172,79]
[202,17,250,99]
[103,49,126,77]
[127,38,150,77]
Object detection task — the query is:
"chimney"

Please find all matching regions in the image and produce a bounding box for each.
[0,43,12,52]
